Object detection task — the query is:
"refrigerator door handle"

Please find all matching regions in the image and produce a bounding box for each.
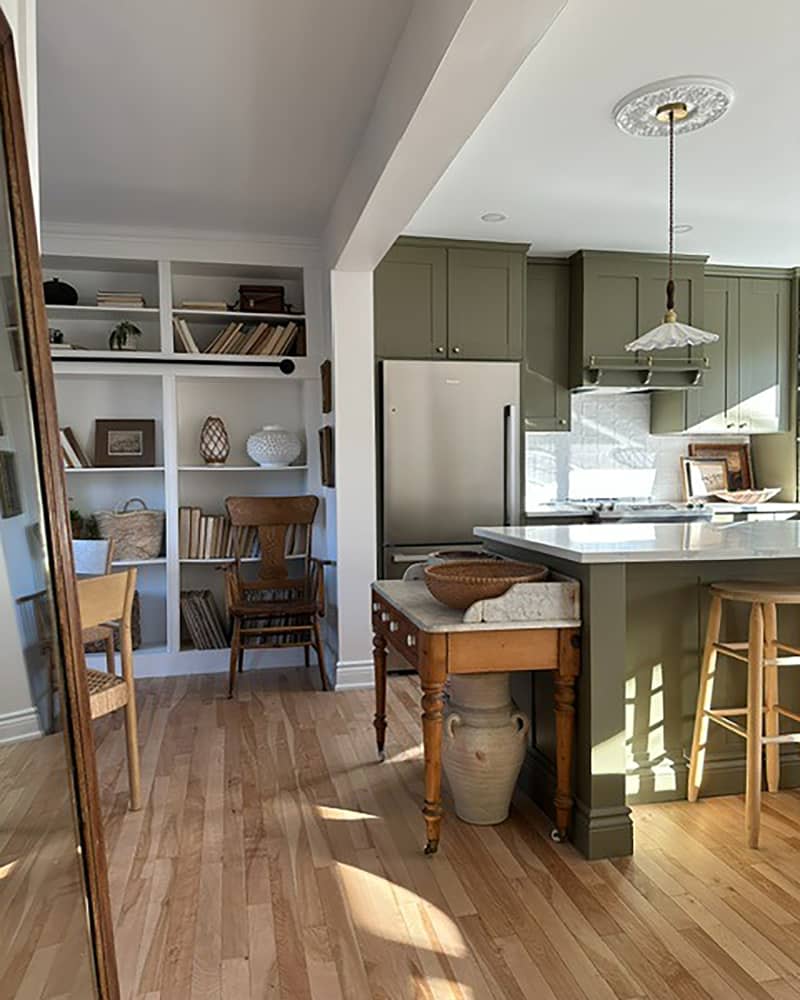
[504,404,520,525]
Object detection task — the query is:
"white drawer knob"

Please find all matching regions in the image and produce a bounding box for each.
[372,602,380,612]
[381,611,390,623]
[406,634,416,647]
[389,621,399,632]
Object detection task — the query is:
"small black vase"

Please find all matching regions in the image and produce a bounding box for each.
[43,277,78,306]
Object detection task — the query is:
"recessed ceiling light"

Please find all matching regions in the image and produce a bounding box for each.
[672,224,693,234]
[481,212,507,223]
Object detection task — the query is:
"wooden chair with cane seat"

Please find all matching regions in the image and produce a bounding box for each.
[224,495,328,697]
[687,581,800,848]
[74,538,116,674]
[77,568,141,810]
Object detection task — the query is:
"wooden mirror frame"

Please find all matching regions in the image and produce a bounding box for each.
[0,13,120,999]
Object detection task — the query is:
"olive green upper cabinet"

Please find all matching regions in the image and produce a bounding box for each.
[373,244,447,359]
[374,239,526,361]
[651,270,792,434]
[446,247,524,360]
[523,261,570,431]
[569,251,707,389]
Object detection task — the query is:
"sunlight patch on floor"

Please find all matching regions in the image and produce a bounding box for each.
[335,861,467,957]
[315,804,379,822]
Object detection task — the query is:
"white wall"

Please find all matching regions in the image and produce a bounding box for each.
[1,0,38,225]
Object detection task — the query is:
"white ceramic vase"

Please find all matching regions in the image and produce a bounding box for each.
[443,672,530,825]
[246,425,302,468]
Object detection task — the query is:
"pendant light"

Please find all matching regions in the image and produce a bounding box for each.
[612,77,734,353]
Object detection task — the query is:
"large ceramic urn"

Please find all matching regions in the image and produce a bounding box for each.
[443,672,530,825]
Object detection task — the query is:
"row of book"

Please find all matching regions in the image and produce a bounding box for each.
[60,426,92,467]
[178,507,260,560]
[97,290,146,308]
[180,589,228,649]
[172,318,302,357]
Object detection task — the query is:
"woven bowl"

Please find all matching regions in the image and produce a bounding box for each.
[423,559,548,611]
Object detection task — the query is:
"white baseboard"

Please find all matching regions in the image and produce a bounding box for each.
[335,659,375,691]
[0,707,43,744]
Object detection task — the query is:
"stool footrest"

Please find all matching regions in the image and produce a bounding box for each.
[703,710,747,739]
[713,643,749,663]
[777,705,800,725]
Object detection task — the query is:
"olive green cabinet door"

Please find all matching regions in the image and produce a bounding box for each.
[686,276,736,432]
[736,277,791,433]
[638,269,701,365]
[522,262,570,431]
[446,248,523,360]
[374,245,447,359]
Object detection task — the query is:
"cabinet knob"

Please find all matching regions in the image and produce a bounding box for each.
[380,611,390,623]
[372,602,380,613]
[406,634,416,647]
[389,620,399,632]
[558,419,567,426]
[726,423,735,429]
[435,346,445,354]
[739,423,747,429]
[452,346,461,354]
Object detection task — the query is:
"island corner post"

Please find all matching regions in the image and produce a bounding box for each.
[479,525,800,861]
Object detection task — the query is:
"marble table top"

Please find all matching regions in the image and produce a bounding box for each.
[475,520,800,565]
[373,580,580,632]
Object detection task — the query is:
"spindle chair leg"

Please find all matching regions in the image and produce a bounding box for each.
[688,593,722,801]
[746,602,764,849]
[764,602,780,793]
[312,619,328,691]
[104,630,116,675]
[228,618,241,698]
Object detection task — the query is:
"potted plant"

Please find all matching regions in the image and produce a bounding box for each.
[108,320,142,351]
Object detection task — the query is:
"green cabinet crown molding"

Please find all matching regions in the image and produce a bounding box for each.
[393,235,530,254]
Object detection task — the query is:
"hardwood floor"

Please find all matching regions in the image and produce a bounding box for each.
[0,734,97,999]
[97,669,800,1000]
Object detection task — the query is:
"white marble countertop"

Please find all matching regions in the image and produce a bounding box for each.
[475,521,800,564]
[524,502,800,518]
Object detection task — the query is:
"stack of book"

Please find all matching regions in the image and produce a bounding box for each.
[178,507,260,560]
[172,317,200,353]
[60,426,91,467]
[180,300,228,311]
[201,320,302,357]
[180,590,227,649]
[96,291,146,308]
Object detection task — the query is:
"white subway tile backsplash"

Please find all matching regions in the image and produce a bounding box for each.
[525,393,746,505]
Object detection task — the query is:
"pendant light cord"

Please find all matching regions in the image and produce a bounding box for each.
[666,109,675,313]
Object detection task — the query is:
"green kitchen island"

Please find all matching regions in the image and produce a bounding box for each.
[475,521,800,860]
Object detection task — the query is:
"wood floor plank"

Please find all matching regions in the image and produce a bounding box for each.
[74,669,800,1000]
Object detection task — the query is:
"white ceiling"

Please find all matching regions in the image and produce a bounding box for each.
[37,0,413,237]
[406,0,800,267]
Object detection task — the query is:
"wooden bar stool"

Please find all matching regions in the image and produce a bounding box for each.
[687,582,800,848]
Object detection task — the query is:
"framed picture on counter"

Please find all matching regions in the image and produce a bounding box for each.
[688,442,753,491]
[681,457,729,499]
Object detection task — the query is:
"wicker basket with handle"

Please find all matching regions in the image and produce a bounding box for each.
[94,498,165,561]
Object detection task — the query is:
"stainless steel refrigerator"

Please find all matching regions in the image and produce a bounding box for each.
[380,360,520,579]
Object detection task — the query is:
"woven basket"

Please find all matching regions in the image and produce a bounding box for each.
[423,559,548,611]
[94,498,164,561]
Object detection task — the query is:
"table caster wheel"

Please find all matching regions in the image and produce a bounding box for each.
[424,839,439,856]
[377,750,386,763]
[550,828,565,843]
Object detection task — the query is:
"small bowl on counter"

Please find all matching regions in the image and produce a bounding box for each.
[423,559,548,611]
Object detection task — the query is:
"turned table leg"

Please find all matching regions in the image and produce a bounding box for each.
[421,673,446,854]
[553,629,580,842]
[373,632,388,761]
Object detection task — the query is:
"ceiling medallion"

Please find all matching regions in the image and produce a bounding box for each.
[613,76,734,138]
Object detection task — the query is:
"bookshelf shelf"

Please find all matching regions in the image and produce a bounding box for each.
[173,308,305,324]
[65,465,165,474]
[178,464,307,472]
[112,557,167,567]
[46,304,160,320]
[48,246,326,676]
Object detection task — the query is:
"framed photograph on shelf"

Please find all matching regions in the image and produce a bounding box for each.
[319,425,334,487]
[681,457,729,500]
[320,359,332,414]
[688,442,753,491]
[94,419,156,467]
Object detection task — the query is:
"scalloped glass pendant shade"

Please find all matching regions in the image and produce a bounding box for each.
[625,317,718,352]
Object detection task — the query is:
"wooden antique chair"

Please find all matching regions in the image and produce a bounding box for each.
[77,568,141,810]
[74,538,116,674]
[224,495,328,696]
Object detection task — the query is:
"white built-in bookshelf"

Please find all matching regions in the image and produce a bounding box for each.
[47,251,327,677]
